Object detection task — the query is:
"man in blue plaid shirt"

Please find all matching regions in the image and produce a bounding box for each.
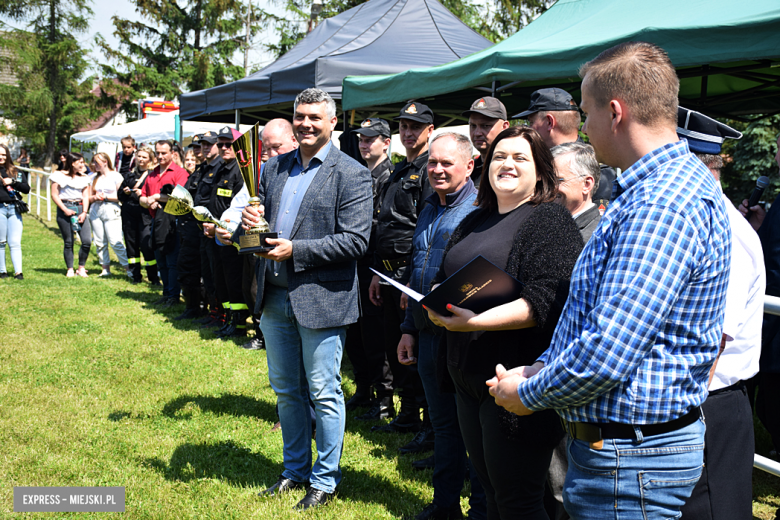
[489,42,731,519]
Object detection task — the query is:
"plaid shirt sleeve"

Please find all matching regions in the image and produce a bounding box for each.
[518,202,716,422]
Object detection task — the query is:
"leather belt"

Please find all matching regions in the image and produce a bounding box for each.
[708,380,745,397]
[62,199,83,205]
[562,407,701,443]
[379,256,410,272]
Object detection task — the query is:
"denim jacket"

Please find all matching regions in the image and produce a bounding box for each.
[400,179,478,335]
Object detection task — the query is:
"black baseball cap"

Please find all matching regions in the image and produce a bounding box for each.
[217,126,235,140]
[352,118,391,138]
[189,134,203,147]
[394,101,434,124]
[513,88,579,119]
[676,107,742,154]
[462,96,507,120]
[200,131,218,144]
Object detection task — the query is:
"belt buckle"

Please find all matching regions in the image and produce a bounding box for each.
[382,259,392,271]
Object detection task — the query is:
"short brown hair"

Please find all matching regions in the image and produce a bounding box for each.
[531,109,581,136]
[579,41,678,128]
[120,135,136,147]
[476,126,558,211]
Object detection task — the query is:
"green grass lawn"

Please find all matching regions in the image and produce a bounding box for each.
[0,214,778,519]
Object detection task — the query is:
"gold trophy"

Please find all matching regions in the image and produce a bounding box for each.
[164,185,240,250]
[232,123,277,254]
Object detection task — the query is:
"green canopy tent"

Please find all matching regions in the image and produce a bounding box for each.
[342,0,780,122]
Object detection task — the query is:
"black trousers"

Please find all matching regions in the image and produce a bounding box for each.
[449,365,559,520]
[242,253,258,311]
[380,284,424,405]
[56,206,91,269]
[121,207,158,282]
[213,241,244,309]
[344,265,392,394]
[756,371,780,454]
[680,383,754,520]
[201,234,216,299]
[176,219,202,288]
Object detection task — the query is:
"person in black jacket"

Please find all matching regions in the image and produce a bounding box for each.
[202,126,246,339]
[427,126,583,520]
[0,144,29,279]
[119,145,159,284]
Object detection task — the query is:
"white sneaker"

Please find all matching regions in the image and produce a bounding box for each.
[100,269,111,277]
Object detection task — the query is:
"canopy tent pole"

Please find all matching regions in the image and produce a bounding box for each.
[235,110,241,130]
[69,136,72,153]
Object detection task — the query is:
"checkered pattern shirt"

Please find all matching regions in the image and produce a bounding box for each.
[518,140,731,424]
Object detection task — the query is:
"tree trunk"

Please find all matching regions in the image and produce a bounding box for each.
[45,0,58,168]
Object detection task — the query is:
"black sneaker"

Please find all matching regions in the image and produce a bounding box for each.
[398,426,434,454]
[13,273,23,280]
[0,273,7,279]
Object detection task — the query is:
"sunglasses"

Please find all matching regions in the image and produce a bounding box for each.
[216,141,233,149]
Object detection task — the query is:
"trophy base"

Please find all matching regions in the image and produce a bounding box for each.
[238,232,278,255]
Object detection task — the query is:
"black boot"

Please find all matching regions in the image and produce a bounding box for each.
[173,287,198,320]
[399,425,435,454]
[357,395,394,421]
[346,384,374,411]
[212,309,233,334]
[372,399,421,433]
[195,294,219,324]
[220,309,249,339]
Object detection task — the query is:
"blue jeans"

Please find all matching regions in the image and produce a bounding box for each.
[418,331,486,517]
[564,416,705,520]
[0,203,23,274]
[260,284,346,493]
[152,225,180,298]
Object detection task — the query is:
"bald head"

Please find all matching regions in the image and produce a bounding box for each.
[261,118,298,162]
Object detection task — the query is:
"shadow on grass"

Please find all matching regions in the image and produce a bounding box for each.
[142,440,425,516]
[160,393,277,423]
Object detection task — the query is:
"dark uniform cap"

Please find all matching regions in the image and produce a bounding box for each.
[200,131,218,144]
[676,106,742,154]
[352,118,391,138]
[513,88,579,119]
[394,101,434,124]
[217,126,235,140]
[189,134,203,147]
[462,96,507,120]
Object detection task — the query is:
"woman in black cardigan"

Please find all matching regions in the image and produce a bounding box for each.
[426,126,583,520]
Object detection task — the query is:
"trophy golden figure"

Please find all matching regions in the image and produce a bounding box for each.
[164,185,241,250]
[232,123,277,254]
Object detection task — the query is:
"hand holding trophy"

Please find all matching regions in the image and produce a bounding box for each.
[164,185,241,250]
[233,123,277,254]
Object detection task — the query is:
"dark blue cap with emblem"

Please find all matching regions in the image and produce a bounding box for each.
[394,101,434,124]
[676,107,742,154]
[352,118,391,137]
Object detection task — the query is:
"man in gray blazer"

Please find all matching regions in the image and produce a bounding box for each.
[242,88,372,510]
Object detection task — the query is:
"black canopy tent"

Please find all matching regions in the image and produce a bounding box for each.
[179,0,492,127]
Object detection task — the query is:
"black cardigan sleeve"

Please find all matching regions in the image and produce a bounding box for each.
[13,170,30,194]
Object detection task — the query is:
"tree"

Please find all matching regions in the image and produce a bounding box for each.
[0,0,102,166]
[720,114,780,207]
[98,0,270,117]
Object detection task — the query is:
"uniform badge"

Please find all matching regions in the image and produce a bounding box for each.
[209,173,214,177]
[406,104,418,114]
[361,119,372,127]
[217,188,233,197]
[409,175,419,180]
[476,98,486,109]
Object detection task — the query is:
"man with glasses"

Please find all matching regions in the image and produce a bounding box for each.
[551,142,602,242]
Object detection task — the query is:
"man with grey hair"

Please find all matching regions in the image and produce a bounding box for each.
[398,132,486,520]
[551,142,602,242]
[241,87,372,511]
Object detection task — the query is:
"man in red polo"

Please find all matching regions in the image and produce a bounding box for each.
[140,140,189,306]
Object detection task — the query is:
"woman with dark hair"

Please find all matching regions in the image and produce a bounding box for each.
[0,144,29,279]
[89,152,129,277]
[426,126,583,519]
[51,152,92,277]
[56,149,69,172]
[17,148,30,169]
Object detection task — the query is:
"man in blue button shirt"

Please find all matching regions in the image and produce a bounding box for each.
[242,88,372,511]
[488,42,731,519]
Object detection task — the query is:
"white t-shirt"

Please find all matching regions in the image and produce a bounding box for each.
[50,171,91,201]
[91,171,124,201]
[712,193,766,391]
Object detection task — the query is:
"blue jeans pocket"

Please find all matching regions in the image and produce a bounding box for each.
[568,438,617,476]
[638,465,703,519]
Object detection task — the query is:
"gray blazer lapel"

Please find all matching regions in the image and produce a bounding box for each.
[288,144,339,239]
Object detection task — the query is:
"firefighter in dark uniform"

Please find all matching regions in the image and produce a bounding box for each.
[344,118,395,412]
[173,135,206,320]
[191,131,224,328]
[202,126,247,339]
[367,102,434,440]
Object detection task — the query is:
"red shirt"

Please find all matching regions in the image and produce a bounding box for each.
[141,162,189,216]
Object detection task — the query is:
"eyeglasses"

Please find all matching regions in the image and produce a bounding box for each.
[216,141,233,149]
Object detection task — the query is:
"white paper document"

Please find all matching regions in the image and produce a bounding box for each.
[370,268,424,302]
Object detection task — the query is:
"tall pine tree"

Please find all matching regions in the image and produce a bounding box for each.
[0,0,102,166]
[98,0,269,116]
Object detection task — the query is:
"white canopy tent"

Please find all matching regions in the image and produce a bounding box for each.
[70,112,251,147]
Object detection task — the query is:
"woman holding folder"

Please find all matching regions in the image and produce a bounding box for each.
[426,126,583,520]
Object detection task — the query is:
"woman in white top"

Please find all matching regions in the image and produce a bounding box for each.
[89,152,129,277]
[51,152,92,277]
